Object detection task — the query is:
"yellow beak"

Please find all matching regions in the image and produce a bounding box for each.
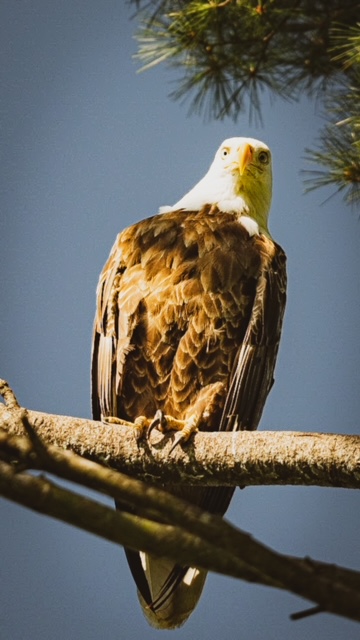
[238,143,253,176]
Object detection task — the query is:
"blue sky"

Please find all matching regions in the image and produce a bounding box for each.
[1,2,359,639]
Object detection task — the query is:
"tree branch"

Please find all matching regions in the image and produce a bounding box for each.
[0,380,358,489]
[1,378,360,623]
[1,427,360,623]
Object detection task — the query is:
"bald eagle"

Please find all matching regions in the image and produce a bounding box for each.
[92,137,287,628]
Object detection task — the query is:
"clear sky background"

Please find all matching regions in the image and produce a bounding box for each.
[1,2,359,639]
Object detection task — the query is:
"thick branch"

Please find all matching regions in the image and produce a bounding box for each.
[1,379,360,623]
[1,430,360,623]
[0,391,358,489]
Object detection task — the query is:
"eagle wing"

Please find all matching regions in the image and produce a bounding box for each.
[220,235,287,433]
[91,206,286,628]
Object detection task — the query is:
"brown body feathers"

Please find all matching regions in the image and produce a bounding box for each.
[92,204,286,628]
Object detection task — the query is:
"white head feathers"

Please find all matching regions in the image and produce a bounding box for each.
[159,137,273,237]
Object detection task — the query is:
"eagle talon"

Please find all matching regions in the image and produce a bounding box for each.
[167,417,199,453]
[147,409,167,438]
[168,430,188,453]
[134,416,152,441]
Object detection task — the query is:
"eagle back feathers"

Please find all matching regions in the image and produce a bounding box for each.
[91,204,286,628]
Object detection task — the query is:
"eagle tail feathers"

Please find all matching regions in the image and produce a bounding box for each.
[127,550,207,629]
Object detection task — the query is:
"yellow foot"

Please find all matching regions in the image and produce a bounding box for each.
[134,415,152,440]
[101,415,134,427]
[102,414,151,440]
[148,411,199,452]
[103,411,199,451]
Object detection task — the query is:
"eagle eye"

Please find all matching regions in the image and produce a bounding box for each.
[221,147,230,159]
[258,150,269,164]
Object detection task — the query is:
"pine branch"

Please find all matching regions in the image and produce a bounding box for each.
[132,1,358,119]
[304,24,360,206]
[1,380,360,623]
[131,1,360,206]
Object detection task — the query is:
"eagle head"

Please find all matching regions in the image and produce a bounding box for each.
[160,137,273,237]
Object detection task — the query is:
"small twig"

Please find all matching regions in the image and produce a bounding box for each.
[290,605,324,620]
[0,379,50,467]
[0,379,20,409]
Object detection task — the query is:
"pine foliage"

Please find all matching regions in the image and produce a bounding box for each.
[131,1,360,205]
